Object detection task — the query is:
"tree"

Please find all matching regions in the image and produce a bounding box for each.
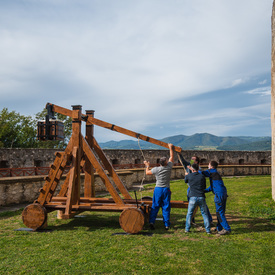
[0,108,37,148]
[0,107,72,149]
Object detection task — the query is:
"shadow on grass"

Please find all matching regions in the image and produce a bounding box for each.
[170,213,275,235]
[34,210,275,235]
[48,212,122,232]
[0,209,24,219]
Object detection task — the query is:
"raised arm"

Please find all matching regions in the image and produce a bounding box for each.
[144,161,153,175]
[168,143,174,163]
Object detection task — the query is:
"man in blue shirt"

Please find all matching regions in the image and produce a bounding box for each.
[203,160,231,235]
[184,163,211,234]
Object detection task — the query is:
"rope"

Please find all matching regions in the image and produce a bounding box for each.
[177,152,186,174]
[137,138,147,201]
[138,137,146,161]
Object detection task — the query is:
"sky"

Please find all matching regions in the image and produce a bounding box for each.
[0,0,273,142]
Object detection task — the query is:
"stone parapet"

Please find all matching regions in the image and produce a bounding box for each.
[0,148,271,169]
[0,165,271,206]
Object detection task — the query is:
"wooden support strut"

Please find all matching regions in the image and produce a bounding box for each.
[64,146,78,218]
[82,135,125,205]
[91,136,132,200]
[84,109,95,198]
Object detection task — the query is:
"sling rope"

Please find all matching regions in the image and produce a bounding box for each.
[137,138,147,201]
[177,152,187,174]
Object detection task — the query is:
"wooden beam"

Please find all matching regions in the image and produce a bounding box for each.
[47,103,73,118]
[64,146,78,217]
[71,105,82,205]
[92,136,132,200]
[46,103,182,152]
[37,151,68,205]
[51,196,189,208]
[82,135,124,205]
[84,110,95,197]
[86,116,182,153]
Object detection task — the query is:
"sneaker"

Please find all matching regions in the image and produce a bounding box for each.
[185,230,189,233]
[165,226,170,230]
[149,223,155,230]
[206,231,211,235]
[218,229,231,235]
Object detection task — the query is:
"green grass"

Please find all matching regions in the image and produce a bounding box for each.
[0,176,274,274]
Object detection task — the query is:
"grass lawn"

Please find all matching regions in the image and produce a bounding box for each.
[0,175,274,274]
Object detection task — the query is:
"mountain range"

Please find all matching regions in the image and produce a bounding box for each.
[99,133,271,151]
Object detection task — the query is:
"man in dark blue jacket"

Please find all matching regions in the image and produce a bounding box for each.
[179,154,212,224]
[203,160,231,235]
[184,163,211,234]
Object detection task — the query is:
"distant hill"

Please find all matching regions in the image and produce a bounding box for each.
[99,133,271,151]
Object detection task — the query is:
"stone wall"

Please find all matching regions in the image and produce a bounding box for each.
[0,148,271,168]
[0,165,271,206]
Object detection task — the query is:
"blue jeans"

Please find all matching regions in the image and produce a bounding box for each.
[185,197,211,233]
[149,187,171,227]
[187,188,213,223]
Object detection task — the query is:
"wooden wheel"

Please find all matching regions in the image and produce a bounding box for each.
[119,208,145,234]
[22,203,47,230]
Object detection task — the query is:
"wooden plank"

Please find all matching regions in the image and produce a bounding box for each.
[46,103,182,152]
[45,155,68,202]
[64,147,78,216]
[84,110,95,197]
[51,196,189,208]
[45,203,133,211]
[58,157,86,197]
[86,116,182,153]
[58,170,71,197]
[37,152,67,205]
[47,103,73,118]
[82,135,124,205]
[92,136,132,200]
[71,106,82,205]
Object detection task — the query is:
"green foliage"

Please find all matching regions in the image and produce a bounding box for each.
[0,176,274,274]
[0,108,37,148]
[0,107,72,149]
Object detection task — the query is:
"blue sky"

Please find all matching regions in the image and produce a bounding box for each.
[0,0,273,142]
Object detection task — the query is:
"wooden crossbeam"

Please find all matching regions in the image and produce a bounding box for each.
[50,197,189,208]
[82,135,124,205]
[92,136,132,200]
[47,103,182,152]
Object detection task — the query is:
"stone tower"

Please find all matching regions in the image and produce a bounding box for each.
[272,0,275,200]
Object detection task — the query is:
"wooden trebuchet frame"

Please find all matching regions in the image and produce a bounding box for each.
[22,103,188,233]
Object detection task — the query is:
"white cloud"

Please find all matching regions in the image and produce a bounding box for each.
[259,79,267,85]
[245,87,271,96]
[0,0,273,141]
